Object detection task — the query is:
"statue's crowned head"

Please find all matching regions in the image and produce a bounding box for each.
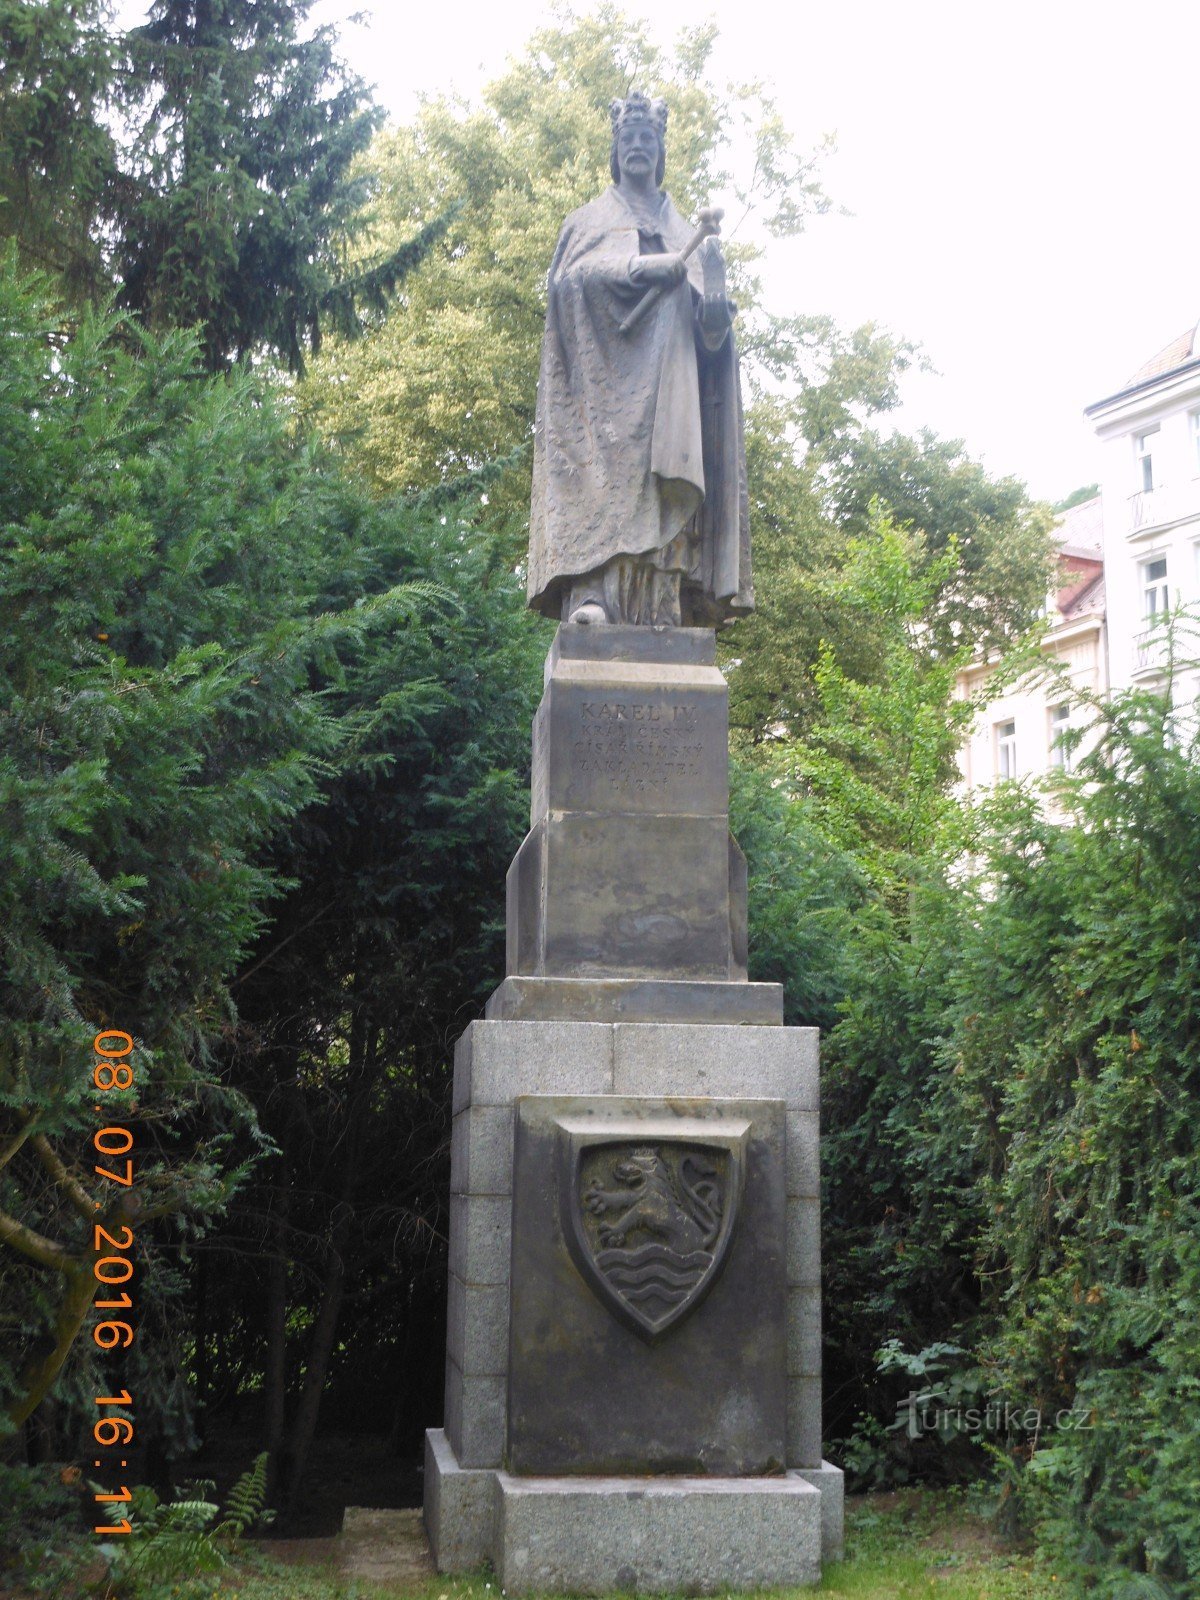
[609,91,668,186]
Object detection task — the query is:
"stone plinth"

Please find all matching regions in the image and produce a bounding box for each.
[486,974,782,1025]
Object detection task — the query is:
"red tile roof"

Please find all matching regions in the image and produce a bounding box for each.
[1060,570,1105,621]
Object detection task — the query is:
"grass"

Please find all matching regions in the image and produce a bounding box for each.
[121,1487,1062,1600]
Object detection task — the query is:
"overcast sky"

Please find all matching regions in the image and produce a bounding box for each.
[118,0,1200,503]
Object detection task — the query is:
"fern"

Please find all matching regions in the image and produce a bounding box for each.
[93,1455,272,1596]
[215,1451,273,1541]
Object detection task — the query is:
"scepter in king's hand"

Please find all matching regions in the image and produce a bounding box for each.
[618,206,724,336]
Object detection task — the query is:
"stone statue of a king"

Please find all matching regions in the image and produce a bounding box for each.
[527,92,753,629]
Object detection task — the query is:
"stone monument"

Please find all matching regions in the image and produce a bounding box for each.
[424,92,843,1594]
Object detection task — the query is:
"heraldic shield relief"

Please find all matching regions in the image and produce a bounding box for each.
[558,1117,748,1343]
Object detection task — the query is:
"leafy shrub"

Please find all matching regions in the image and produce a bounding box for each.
[0,1462,93,1593]
[948,661,1200,1595]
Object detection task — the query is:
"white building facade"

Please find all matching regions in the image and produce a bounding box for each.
[958,320,1200,795]
[1086,323,1200,705]
[956,495,1107,796]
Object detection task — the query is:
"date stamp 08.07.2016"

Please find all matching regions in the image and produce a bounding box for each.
[89,1029,137,1537]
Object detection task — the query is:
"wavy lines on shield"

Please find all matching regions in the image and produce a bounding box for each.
[596,1242,713,1317]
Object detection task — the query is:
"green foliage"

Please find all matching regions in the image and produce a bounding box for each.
[215,1452,273,1540]
[0,1461,87,1594]
[202,504,545,1503]
[825,429,1056,658]
[726,414,1052,752]
[97,1484,224,1591]
[0,255,327,1429]
[949,664,1200,1595]
[738,527,985,1468]
[730,757,865,1030]
[785,518,974,894]
[820,615,1200,1589]
[115,0,430,371]
[1053,483,1100,513]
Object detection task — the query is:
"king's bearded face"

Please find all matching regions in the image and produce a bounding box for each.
[616,120,663,183]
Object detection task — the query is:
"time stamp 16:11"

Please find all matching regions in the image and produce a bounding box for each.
[90,1028,138,1537]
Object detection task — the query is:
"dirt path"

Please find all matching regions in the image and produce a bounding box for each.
[263,1506,436,1589]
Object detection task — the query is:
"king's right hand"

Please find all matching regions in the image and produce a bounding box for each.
[632,252,687,288]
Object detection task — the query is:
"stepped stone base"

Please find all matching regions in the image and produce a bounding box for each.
[486,975,783,1025]
[425,1429,840,1592]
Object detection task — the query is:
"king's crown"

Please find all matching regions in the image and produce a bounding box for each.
[610,91,668,140]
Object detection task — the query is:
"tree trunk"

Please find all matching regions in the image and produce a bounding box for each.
[280,1008,376,1510]
[7,1260,95,1430]
[263,1169,291,1505]
[194,1247,210,1423]
[281,1207,350,1510]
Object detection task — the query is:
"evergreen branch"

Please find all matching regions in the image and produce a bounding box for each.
[230,903,338,991]
[7,1258,96,1429]
[317,201,464,342]
[406,441,531,515]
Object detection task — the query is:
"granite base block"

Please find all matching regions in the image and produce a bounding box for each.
[793,1459,846,1562]
[493,1470,822,1595]
[425,1431,843,1581]
[453,1020,614,1115]
[424,1428,492,1572]
[446,1274,509,1376]
[444,1356,506,1470]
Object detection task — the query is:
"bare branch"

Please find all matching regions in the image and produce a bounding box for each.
[31,1135,99,1223]
[0,1206,79,1273]
[0,1123,34,1174]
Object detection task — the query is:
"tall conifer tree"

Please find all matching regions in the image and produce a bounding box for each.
[0,0,116,299]
[116,0,447,371]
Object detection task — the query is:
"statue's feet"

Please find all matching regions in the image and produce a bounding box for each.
[568,601,608,625]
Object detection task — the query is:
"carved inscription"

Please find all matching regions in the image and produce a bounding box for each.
[573,700,703,795]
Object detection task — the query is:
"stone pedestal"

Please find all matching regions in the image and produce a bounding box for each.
[497,625,783,1025]
[424,626,841,1594]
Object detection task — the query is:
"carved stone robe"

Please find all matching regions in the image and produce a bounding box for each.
[527,186,753,626]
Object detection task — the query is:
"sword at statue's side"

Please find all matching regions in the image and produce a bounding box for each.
[618,205,724,336]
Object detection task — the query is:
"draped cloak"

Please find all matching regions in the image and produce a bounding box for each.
[527,186,753,625]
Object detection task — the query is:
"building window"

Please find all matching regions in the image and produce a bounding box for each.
[996,719,1017,780]
[1049,703,1072,772]
[1141,555,1169,620]
[1191,410,1200,475]
[1135,429,1158,494]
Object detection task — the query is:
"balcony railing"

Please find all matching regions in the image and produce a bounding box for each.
[1132,486,1158,531]
[1133,627,1167,676]
[1126,482,1200,533]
